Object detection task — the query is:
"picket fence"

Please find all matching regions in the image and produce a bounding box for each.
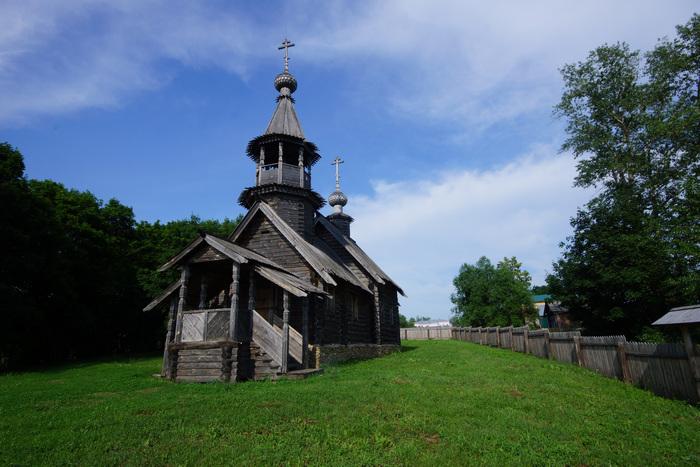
[451,326,699,404]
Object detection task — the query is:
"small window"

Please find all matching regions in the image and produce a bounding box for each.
[348,293,359,320]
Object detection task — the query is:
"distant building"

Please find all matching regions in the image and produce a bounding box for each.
[532,294,551,328]
[414,320,451,328]
[543,303,577,330]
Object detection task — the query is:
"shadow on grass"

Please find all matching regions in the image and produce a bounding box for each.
[0,352,162,377]
[400,345,419,353]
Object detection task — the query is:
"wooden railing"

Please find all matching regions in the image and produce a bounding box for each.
[181,308,230,342]
[252,311,303,368]
[272,314,303,364]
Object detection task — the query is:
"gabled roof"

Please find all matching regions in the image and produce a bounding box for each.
[265,96,304,139]
[157,233,284,272]
[653,305,700,326]
[255,265,328,298]
[316,215,405,296]
[229,201,371,294]
[142,279,180,312]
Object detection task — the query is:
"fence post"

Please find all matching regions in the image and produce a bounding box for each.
[680,326,700,402]
[509,326,514,351]
[573,335,583,367]
[545,329,552,360]
[616,342,631,383]
[496,327,500,348]
[523,328,529,354]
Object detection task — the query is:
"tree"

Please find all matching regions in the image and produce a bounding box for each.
[451,256,536,327]
[399,314,415,328]
[548,14,700,337]
[530,285,550,295]
[0,143,242,370]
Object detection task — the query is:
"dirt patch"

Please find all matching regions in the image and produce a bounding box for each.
[136,387,161,394]
[423,433,440,445]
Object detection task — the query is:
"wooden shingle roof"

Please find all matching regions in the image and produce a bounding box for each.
[229,201,371,294]
[316,215,405,296]
[652,305,700,326]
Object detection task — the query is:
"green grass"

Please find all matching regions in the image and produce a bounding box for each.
[1,340,698,466]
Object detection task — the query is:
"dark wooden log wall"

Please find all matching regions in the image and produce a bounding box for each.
[258,193,315,239]
[238,213,313,279]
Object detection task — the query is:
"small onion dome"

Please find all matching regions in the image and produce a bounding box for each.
[274,71,297,94]
[328,190,348,208]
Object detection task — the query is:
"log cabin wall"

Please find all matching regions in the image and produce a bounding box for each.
[237,214,313,279]
[258,192,315,240]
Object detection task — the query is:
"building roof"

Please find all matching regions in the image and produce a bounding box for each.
[532,294,551,303]
[652,305,700,326]
[229,201,371,294]
[316,215,404,296]
[544,303,568,315]
[265,95,305,139]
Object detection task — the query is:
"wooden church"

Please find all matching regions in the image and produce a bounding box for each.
[144,40,404,382]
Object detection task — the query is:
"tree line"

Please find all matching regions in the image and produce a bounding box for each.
[452,14,699,339]
[0,143,240,371]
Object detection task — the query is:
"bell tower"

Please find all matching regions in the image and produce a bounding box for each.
[239,39,324,238]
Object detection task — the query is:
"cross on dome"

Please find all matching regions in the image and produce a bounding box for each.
[332,156,344,190]
[278,38,295,72]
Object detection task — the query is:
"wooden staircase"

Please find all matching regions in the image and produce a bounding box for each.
[251,310,304,379]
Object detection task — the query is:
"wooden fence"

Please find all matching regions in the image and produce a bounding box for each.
[400,327,452,340]
[451,326,699,404]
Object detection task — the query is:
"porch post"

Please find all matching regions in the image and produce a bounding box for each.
[258,147,265,185]
[248,268,256,340]
[373,284,382,345]
[161,295,178,377]
[281,290,290,373]
[229,262,240,341]
[198,275,208,309]
[277,142,283,184]
[298,147,304,187]
[175,265,190,343]
[302,296,309,368]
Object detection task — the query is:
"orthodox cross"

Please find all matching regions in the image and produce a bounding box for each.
[332,156,344,190]
[278,38,295,72]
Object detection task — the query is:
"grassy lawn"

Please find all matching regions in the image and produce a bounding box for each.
[1,340,698,466]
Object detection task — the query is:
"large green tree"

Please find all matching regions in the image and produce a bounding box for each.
[451,256,536,327]
[547,14,700,337]
[0,143,241,370]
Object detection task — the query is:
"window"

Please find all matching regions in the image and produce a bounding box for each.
[347,293,359,320]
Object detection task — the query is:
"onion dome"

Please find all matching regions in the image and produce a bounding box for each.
[274,71,297,95]
[328,190,348,208]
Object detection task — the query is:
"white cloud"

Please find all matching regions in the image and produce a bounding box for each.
[299,0,697,130]
[0,0,265,124]
[348,145,593,320]
[0,0,696,126]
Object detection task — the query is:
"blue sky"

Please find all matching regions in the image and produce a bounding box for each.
[2,1,697,319]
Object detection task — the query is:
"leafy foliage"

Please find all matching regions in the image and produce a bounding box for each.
[0,144,240,370]
[548,14,700,337]
[451,256,536,327]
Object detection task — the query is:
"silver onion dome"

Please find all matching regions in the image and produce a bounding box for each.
[328,190,348,208]
[274,71,297,94]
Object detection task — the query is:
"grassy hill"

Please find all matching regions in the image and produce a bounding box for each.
[1,340,698,465]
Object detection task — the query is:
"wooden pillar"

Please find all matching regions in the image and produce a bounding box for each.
[302,296,309,368]
[298,147,304,187]
[281,290,290,373]
[573,335,584,366]
[175,266,190,343]
[509,326,515,351]
[545,329,552,359]
[258,146,265,185]
[681,326,700,402]
[198,275,208,309]
[523,327,529,354]
[373,284,382,345]
[161,295,178,377]
[248,268,256,341]
[617,342,631,383]
[229,262,240,341]
[277,142,283,184]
